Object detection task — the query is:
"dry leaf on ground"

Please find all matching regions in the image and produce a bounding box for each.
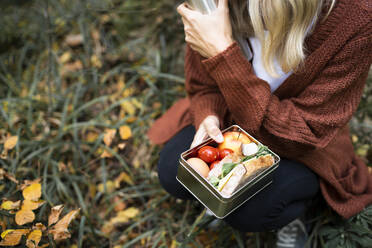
[15,209,35,225]
[48,209,80,241]
[0,229,30,246]
[110,207,139,225]
[0,169,18,184]
[113,196,126,212]
[114,172,133,186]
[20,179,41,190]
[0,220,6,231]
[22,200,45,211]
[48,205,64,227]
[118,143,126,150]
[121,101,136,115]
[59,52,71,64]
[33,223,46,231]
[4,136,18,150]
[65,34,83,47]
[100,148,114,158]
[98,180,115,193]
[119,125,132,140]
[103,129,116,146]
[26,229,42,248]
[1,200,21,210]
[22,183,42,201]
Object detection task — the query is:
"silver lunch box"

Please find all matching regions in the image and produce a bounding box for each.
[176,125,280,219]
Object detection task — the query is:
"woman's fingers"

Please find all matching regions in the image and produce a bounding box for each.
[190,125,208,149]
[203,116,224,143]
[177,3,195,18]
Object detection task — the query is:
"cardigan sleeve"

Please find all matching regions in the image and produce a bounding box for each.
[184,44,229,130]
[201,24,371,155]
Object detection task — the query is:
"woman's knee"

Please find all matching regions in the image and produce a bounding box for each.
[157,149,187,199]
[157,126,196,200]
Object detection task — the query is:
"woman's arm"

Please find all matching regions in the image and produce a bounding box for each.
[185,44,229,130]
[200,22,371,155]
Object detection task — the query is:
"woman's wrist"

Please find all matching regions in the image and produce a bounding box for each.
[213,37,235,57]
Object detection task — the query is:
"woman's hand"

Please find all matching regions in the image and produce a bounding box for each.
[190,115,224,148]
[177,0,234,58]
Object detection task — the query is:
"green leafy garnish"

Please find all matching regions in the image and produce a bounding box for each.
[241,145,271,163]
[221,162,238,178]
[209,176,219,187]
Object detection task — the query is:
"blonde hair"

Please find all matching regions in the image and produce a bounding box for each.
[229,0,336,77]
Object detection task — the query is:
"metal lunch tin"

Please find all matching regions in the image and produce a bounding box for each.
[177,125,280,219]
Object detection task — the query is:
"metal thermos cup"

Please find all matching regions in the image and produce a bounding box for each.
[186,0,218,14]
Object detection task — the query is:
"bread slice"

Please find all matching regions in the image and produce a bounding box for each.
[242,154,274,181]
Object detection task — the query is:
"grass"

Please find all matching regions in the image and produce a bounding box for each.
[0,0,371,247]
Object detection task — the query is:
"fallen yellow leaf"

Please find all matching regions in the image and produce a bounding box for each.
[131,98,143,109]
[0,168,18,183]
[48,205,64,227]
[101,222,114,235]
[4,136,18,150]
[22,183,42,201]
[33,223,46,231]
[110,207,139,224]
[98,180,115,193]
[100,148,114,158]
[121,101,136,115]
[26,229,42,248]
[91,55,102,68]
[48,209,80,241]
[126,116,137,123]
[114,172,133,187]
[20,179,41,190]
[1,229,14,239]
[0,229,29,246]
[1,200,21,210]
[22,200,45,211]
[65,34,83,47]
[15,209,35,225]
[119,125,132,140]
[113,196,126,212]
[85,131,99,143]
[118,143,126,150]
[59,52,71,64]
[103,129,116,146]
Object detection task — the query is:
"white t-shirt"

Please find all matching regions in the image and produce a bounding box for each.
[241,18,317,93]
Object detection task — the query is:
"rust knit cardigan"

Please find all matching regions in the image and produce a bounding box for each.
[147,0,372,219]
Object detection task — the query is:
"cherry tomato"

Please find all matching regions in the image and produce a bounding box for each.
[198,146,219,163]
[210,160,220,170]
[219,148,234,160]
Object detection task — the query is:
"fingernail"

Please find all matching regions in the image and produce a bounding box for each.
[216,134,224,143]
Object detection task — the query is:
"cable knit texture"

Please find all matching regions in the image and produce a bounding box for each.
[147,0,372,219]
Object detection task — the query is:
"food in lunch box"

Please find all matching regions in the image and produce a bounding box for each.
[186,157,210,178]
[218,131,252,155]
[218,148,234,160]
[210,160,220,170]
[242,143,259,156]
[207,143,274,197]
[198,146,219,163]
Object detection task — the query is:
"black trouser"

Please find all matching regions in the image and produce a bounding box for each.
[157,125,320,232]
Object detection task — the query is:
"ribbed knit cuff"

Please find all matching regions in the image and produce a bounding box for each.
[201,42,254,75]
[191,94,228,130]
